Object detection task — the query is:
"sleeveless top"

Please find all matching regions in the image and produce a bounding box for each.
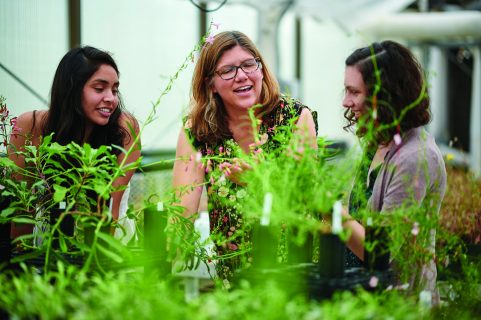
[188,96,318,280]
[30,111,135,246]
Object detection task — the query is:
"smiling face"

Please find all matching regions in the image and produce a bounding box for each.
[211,45,263,115]
[81,64,119,129]
[343,65,367,120]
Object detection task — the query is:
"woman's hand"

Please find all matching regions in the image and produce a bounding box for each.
[342,207,365,261]
[219,158,252,186]
[318,206,365,261]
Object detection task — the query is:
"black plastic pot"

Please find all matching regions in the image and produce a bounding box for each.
[287,226,313,264]
[364,226,391,271]
[317,233,345,277]
[49,207,75,249]
[0,222,11,265]
[0,197,12,264]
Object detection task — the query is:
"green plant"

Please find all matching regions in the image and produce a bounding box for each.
[0,22,216,274]
[1,133,138,270]
[2,25,481,320]
[0,267,435,320]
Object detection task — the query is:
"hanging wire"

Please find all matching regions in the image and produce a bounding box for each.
[189,0,228,12]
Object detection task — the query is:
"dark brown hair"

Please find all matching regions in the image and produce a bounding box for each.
[344,40,431,145]
[43,46,127,154]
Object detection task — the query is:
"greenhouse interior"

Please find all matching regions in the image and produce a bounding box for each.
[1,0,480,318]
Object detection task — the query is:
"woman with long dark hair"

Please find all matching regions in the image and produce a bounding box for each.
[9,46,140,243]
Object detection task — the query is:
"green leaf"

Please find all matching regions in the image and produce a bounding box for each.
[11,217,35,224]
[0,207,16,217]
[53,184,68,203]
[96,232,124,251]
[96,244,124,264]
[112,144,127,155]
[83,143,92,158]
[23,145,38,154]
[41,134,53,145]
[59,234,68,252]
[0,157,16,168]
[10,249,43,263]
[93,183,110,198]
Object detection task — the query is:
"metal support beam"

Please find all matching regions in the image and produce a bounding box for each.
[199,1,207,39]
[428,47,449,144]
[68,0,81,48]
[295,17,301,81]
[470,46,481,176]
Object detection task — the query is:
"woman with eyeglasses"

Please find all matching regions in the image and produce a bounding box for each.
[172,31,317,280]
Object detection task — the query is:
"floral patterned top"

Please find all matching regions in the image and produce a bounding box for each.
[188,96,318,280]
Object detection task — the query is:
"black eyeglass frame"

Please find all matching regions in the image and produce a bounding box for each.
[214,58,262,80]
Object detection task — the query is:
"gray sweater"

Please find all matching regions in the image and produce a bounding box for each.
[369,127,446,213]
[368,126,447,302]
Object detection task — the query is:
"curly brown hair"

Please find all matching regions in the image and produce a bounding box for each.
[344,40,431,145]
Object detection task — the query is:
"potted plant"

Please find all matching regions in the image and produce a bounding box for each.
[1,115,135,271]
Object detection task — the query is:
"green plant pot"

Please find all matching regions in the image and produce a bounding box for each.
[143,205,170,277]
[251,224,279,270]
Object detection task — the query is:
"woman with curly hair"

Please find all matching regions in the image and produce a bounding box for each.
[342,40,446,303]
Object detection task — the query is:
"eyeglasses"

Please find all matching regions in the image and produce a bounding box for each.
[215,58,261,80]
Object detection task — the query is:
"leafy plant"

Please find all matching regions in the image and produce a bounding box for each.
[1,25,481,320]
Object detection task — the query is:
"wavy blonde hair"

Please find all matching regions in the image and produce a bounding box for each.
[189,31,280,145]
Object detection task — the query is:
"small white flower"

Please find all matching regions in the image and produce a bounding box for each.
[419,290,432,308]
[229,195,236,202]
[396,283,410,290]
[411,222,420,236]
[218,186,229,197]
[443,256,450,268]
[218,174,226,185]
[222,279,231,290]
[0,184,5,190]
[195,151,202,163]
[236,189,246,199]
[393,133,402,146]
[369,276,378,288]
